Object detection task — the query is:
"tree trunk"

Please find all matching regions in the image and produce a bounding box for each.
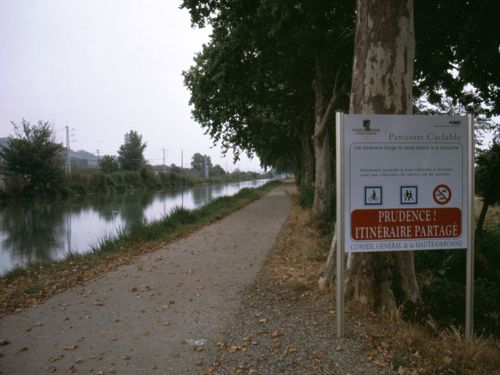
[318,223,337,290]
[312,57,332,220]
[345,0,420,310]
[475,199,489,238]
[301,125,315,187]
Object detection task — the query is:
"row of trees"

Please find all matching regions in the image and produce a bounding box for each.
[0,124,241,196]
[0,124,149,194]
[181,0,499,310]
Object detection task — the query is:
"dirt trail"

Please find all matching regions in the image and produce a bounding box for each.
[0,184,292,375]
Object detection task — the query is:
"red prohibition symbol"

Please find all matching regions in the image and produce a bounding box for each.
[433,184,452,205]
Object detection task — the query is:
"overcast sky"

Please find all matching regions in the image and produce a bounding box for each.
[0,0,261,171]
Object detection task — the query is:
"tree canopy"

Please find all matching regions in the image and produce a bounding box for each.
[0,120,65,194]
[117,130,147,171]
[99,155,119,174]
[475,143,500,235]
[191,152,212,174]
[182,0,499,218]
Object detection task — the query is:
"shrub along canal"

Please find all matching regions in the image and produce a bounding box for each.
[0,179,271,276]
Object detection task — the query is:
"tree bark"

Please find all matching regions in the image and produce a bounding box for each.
[312,57,332,220]
[345,0,420,310]
[475,199,489,238]
[301,125,315,187]
[318,223,337,290]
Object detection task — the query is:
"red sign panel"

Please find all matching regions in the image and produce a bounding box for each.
[351,208,461,240]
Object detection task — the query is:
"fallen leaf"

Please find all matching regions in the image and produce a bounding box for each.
[271,330,283,338]
[66,365,76,373]
[0,339,10,346]
[228,345,241,353]
[48,354,64,362]
[149,363,157,369]
[63,344,78,351]
[46,365,57,373]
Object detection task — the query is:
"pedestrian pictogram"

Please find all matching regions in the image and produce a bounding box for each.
[433,184,452,205]
[400,186,417,204]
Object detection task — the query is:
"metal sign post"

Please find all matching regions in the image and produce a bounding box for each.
[335,112,474,339]
[336,112,345,338]
[465,114,475,339]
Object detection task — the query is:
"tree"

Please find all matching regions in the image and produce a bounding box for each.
[182,0,354,219]
[345,0,420,310]
[475,143,500,236]
[0,120,65,194]
[191,153,212,175]
[210,164,226,177]
[117,131,147,171]
[414,0,500,117]
[98,155,119,174]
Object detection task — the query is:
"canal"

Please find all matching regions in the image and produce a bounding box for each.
[0,179,270,275]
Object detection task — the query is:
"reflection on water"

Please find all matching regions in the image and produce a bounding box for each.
[0,179,269,275]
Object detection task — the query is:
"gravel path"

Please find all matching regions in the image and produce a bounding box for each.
[0,184,292,375]
[200,194,395,375]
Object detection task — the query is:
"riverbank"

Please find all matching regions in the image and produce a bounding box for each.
[0,167,273,204]
[0,180,281,317]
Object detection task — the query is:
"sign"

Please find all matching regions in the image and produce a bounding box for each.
[335,113,474,340]
[342,115,469,252]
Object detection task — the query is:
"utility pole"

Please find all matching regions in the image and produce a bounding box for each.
[162,148,166,166]
[181,149,183,169]
[96,149,100,162]
[65,124,71,175]
[204,155,209,179]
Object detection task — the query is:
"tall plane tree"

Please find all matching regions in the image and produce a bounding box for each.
[346,0,420,309]
[182,0,354,219]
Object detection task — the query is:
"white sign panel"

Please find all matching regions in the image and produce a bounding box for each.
[342,114,470,252]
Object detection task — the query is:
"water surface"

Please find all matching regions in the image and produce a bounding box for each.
[0,179,270,275]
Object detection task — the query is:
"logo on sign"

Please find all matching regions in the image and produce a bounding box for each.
[354,120,380,135]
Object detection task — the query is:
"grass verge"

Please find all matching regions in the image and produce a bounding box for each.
[0,181,281,317]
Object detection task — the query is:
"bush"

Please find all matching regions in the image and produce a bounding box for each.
[415,226,500,337]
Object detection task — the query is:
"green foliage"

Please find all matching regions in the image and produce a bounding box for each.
[414,0,500,116]
[117,130,147,171]
[0,120,65,195]
[99,155,119,174]
[210,164,225,177]
[191,153,212,175]
[475,143,500,235]
[476,143,500,206]
[415,225,500,337]
[182,0,354,174]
